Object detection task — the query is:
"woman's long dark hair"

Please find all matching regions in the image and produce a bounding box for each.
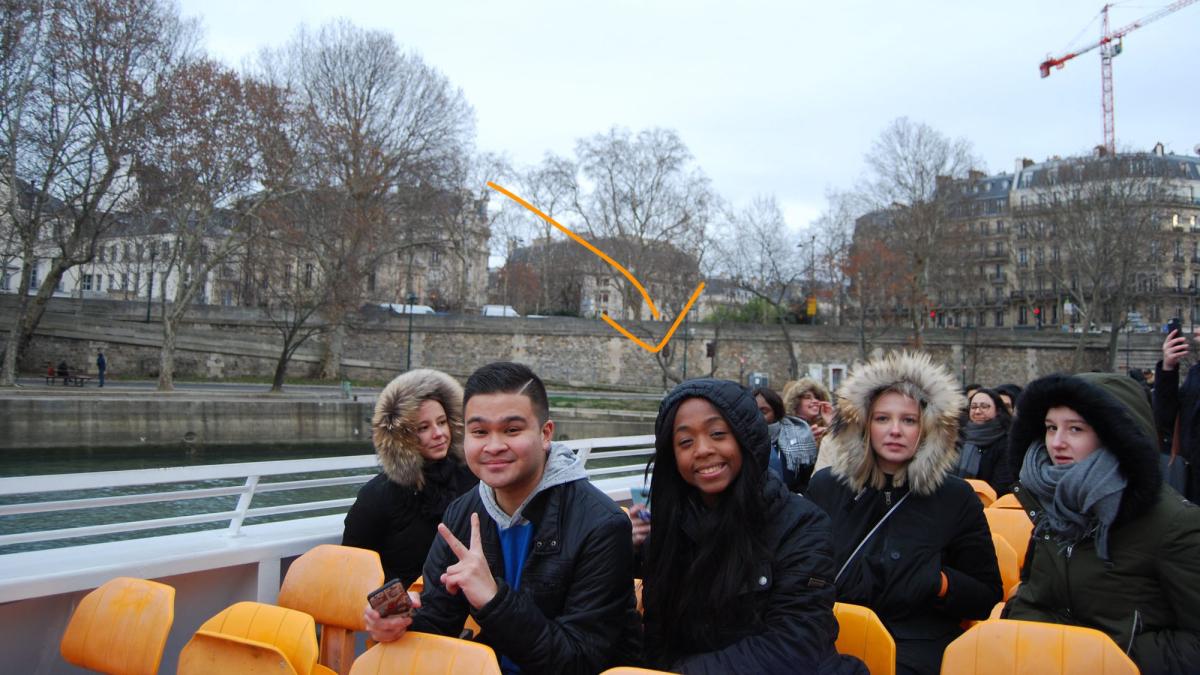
[643,395,770,657]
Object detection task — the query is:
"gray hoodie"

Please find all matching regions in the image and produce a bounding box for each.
[478,441,588,529]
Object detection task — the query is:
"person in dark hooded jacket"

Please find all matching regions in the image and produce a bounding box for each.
[1003,371,1200,675]
[953,387,1015,495]
[642,378,865,675]
[807,352,1002,675]
[342,369,477,585]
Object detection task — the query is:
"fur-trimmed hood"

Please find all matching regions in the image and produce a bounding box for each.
[782,378,831,418]
[372,369,465,488]
[1008,372,1162,521]
[822,352,965,496]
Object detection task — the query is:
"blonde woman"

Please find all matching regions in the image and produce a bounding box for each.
[807,353,1002,675]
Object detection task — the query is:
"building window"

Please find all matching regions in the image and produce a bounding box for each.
[28,263,39,291]
[82,274,93,291]
[431,249,441,265]
[366,271,376,293]
[304,263,314,289]
[1018,248,1028,266]
[121,273,128,291]
[995,310,1004,327]
[1052,246,1060,262]
[1018,306,1028,325]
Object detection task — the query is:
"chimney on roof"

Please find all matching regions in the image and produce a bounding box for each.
[1153,142,1165,157]
[968,169,985,182]
[1094,145,1108,158]
[1015,158,1034,174]
[935,175,952,190]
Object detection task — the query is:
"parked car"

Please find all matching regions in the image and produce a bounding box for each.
[380,303,435,315]
[481,304,520,317]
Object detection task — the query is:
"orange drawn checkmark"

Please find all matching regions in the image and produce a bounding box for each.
[487,181,705,354]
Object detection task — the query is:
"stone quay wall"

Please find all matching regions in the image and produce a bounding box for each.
[6,297,1166,394]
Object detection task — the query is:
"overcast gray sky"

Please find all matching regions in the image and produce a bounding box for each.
[179,0,1199,233]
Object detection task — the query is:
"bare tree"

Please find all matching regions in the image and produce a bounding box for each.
[712,195,805,377]
[137,58,289,390]
[0,0,193,385]
[570,127,713,320]
[518,153,576,313]
[260,19,475,379]
[810,189,865,327]
[1013,155,1167,369]
[859,117,980,347]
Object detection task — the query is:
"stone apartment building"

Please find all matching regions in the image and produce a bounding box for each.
[857,145,1200,332]
[2,188,490,313]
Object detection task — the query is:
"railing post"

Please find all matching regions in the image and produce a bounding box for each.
[227,475,260,537]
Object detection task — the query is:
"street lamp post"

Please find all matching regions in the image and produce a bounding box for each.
[405,291,417,371]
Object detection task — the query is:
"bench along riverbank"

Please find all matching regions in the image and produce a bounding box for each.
[0,391,655,451]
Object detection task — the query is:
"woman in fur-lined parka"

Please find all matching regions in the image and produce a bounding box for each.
[1003,372,1200,675]
[342,369,477,585]
[806,353,1003,675]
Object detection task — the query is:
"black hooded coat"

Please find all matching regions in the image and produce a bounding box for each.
[806,353,1002,675]
[341,369,477,584]
[1005,372,1200,675]
[642,378,865,675]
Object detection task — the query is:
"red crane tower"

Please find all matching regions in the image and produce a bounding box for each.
[1039,1,1198,156]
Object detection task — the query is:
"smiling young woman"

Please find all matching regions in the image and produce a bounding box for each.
[342,369,477,586]
[640,378,865,674]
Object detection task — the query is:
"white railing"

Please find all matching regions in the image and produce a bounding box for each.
[0,434,655,550]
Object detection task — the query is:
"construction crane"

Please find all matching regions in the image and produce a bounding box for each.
[1039,1,1198,156]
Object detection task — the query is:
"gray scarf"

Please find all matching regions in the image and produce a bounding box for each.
[478,441,587,529]
[1019,441,1126,561]
[768,415,818,472]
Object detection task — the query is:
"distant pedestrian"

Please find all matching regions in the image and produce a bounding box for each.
[96,351,107,388]
[57,360,69,385]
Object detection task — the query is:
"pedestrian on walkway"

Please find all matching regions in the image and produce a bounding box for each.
[96,351,107,387]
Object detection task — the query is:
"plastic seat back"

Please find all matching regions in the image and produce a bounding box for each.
[348,632,501,675]
[601,668,675,674]
[178,630,298,674]
[989,493,1021,509]
[984,508,1033,569]
[941,619,1139,674]
[833,602,896,675]
[197,601,322,675]
[278,544,385,674]
[965,479,997,507]
[60,576,175,675]
[991,534,1020,599]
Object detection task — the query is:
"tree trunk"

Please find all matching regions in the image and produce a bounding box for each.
[319,321,344,380]
[157,317,177,391]
[777,319,799,379]
[3,260,71,385]
[0,261,34,386]
[271,347,289,392]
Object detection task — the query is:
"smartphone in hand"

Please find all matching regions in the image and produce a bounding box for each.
[629,486,651,522]
[1168,317,1184,337]
[368,579,413,619]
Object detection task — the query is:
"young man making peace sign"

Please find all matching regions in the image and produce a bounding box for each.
[365,362,640,673]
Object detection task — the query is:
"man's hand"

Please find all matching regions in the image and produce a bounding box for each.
[628,504,651,547]
[439,512,499,610]
[1163,329,1192,371]
[363,592,421,643]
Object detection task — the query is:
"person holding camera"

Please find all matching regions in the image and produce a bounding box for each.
[1153,320,1199,500]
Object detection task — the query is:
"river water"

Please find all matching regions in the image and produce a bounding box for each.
[0,418,653,554]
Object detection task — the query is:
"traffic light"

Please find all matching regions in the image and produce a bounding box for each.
[1033,306,1042,329]
[929,310,936,320]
